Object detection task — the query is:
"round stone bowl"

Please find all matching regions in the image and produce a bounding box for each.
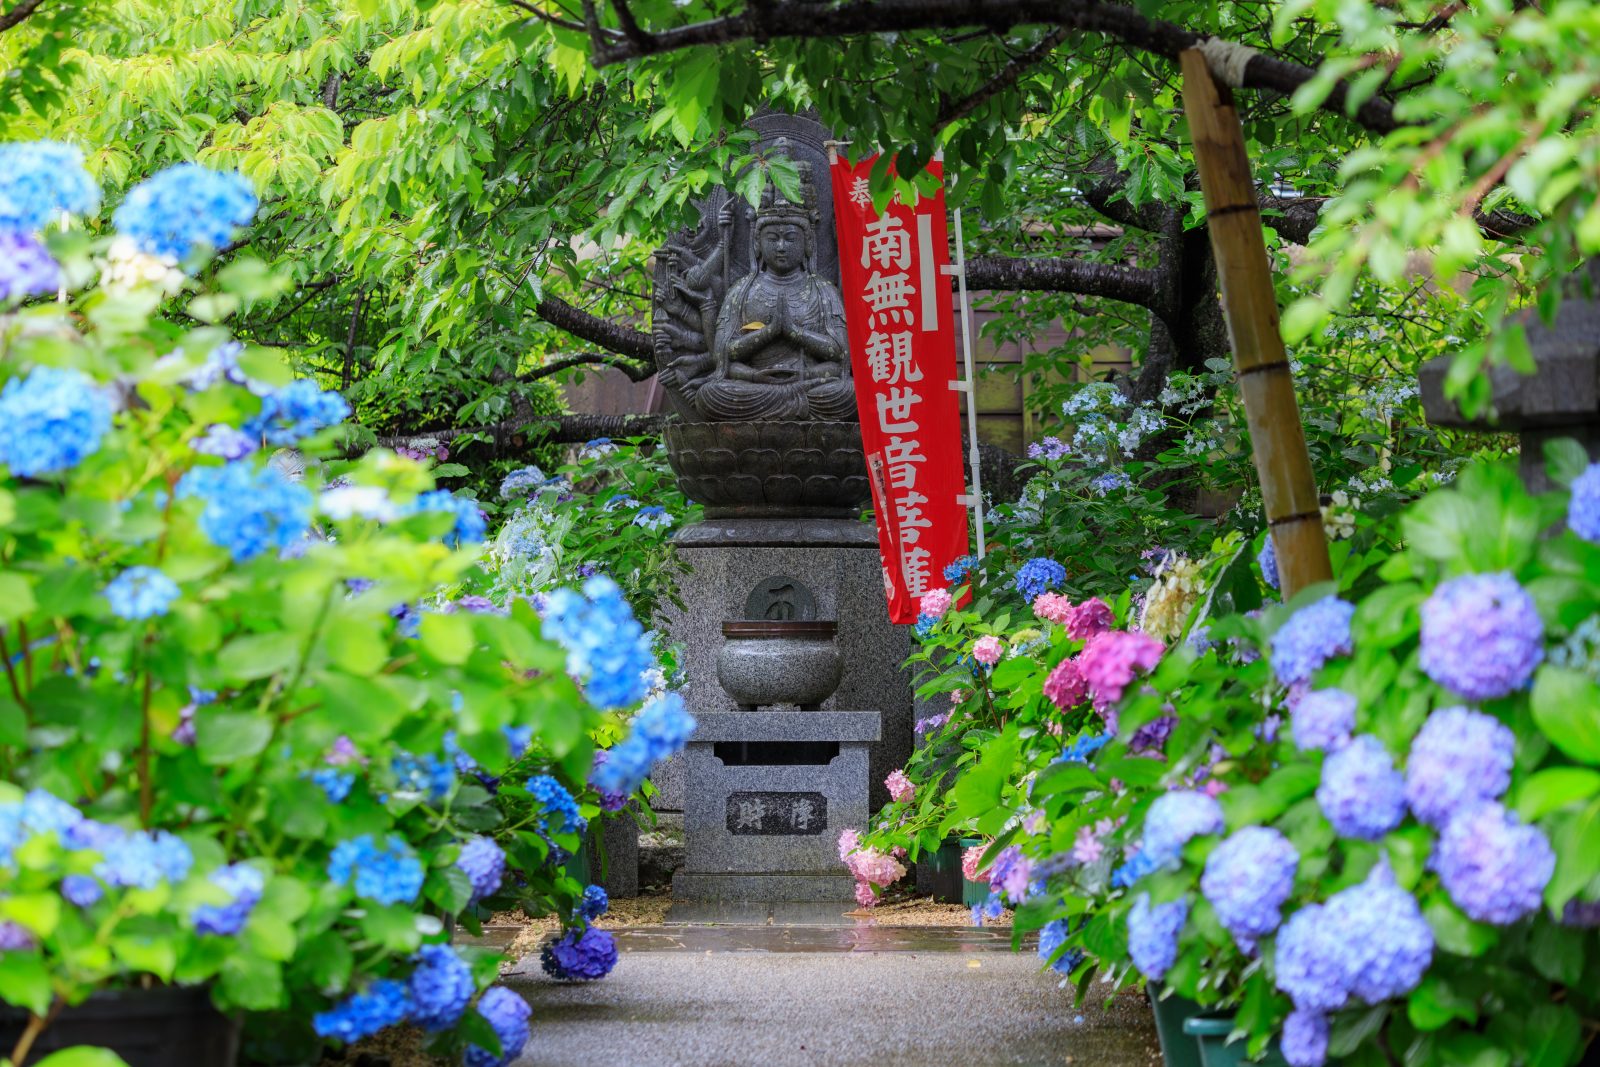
[717,620,843,710]
[664,421,870,519]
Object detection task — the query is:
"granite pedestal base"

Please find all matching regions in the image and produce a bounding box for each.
[672,712,879,903]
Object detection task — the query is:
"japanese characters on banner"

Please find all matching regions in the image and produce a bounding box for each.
[829,156,970,624]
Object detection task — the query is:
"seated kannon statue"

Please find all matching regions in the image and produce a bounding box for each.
[692,196,858,422]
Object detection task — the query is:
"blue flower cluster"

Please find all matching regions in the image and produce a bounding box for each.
[327,834,425,906]
[0,232,61,301]
[1315,735,1405,840]
[405,489,487,547]
[589,751,630,812]
[1434,802,1553,924]
[312,979,412,1044]
[589,693,697,797]
[112,163,257,262]
[943,555,978,584]
[540,926,619,981]
[96,830,194,889]
[61,874,102,907]
[970,890,1006,926]
[408,944,475,1032]
[391,751,455,802]
[0,141,101,232]
[527,775,587,842]
[1127,893,1188,981]
[1036,918,1083,975]
[1269,596,1355,686]
[191,863,264,936]
[498,465,549,499]
[177,461,312,561]
[1282,1009,1328,1067]
[541,576,656,708]
[1289,688,1355,752]
[465,986,532,1067]
[311,768,355,803]
[1257,533,1280,590]
[103,566,181,620]
[1571,462,1600,542]
[1053,732,1111,765]
[0,366,113,478]
[243,379,350,446]
[193,424,255,460]
[1090,470,1132,495]
[1141,791,1225,867]
[1403,706,1514,828]
[578,884,609,921]
[1014,557,1066,599]
[1419,572,1543,700]
[457,835,506,904]
[1201,827,1299,950]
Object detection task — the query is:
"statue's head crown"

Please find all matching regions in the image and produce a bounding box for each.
[754,146,819,234]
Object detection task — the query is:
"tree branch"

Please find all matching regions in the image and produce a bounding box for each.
[965,254,1162,311]
[534,292,653,359]
[0,0,46,34]
[527,350,656,382]
[373,412,669,454]
[934,27,1069,131]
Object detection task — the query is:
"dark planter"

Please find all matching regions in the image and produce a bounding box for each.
[1183,1016,1288,1067]
[959,837,990,906]
[921,838,965,904]
[1149,987,1205,1067]
[0,986,238,1067]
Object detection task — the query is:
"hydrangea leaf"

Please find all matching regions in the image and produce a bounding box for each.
[195,711,273,765]
[1530,667,1600,764]
[0,950,52,1015]
[1514,767,1600,821]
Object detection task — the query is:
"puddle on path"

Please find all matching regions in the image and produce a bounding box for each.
[466,922,1025,956]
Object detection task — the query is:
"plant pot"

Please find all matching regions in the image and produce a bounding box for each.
[1183,1015,1288,1067]
[563,832,593,885]
[1148,986,1205,1067]
[959,837,990,906]
[0,985,239,1067]
[921,838,965,904]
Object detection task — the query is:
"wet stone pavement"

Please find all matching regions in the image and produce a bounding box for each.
[484,905,1162,1067]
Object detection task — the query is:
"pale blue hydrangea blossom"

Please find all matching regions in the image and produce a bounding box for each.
[1418,573,1543,700]
[0,367,113,478]
[1434,801,1554,925]
[1200,827,1299,950]
[1403,706,1514,828]
[0,140,101,232]
[1269,597,1355,686]
[1316,735,1405,840]
[1290,688,1356,752]
[1127,893,1188,981]
[1569,462,1600,543]
[103,566,181,620]
[1141,790,1225,867]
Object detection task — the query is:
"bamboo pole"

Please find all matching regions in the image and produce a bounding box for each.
[1179,48,1332,599]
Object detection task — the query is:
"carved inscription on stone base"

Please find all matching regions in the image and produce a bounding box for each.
[726,791,828,836]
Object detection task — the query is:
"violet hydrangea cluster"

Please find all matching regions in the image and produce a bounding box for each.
[1289,688,1356,752]
[1257,533,1280,590]
[327,834,425,906]
[589,693,696,797]
[0,366,113,478]
[457,835,506,905]
[1200,827,1299,950]
[1270,596,1355,685]
[1141,790,1225,867]
[541,575,656,709]
[177,461,312,561]
[464,987,532,1067]
[1434,802,1554,924]
[0,231,61,301]
[540,926,619,981]
[112,163,258,261]
[1403,706,1514,828]
[1419,572,1543,700]
[1315,734,1405,840]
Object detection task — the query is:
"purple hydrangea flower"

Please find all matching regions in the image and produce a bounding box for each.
[1258,533,1280,591]
[540,926,618,981]
[0,920,35,951]
[408,944,474,1032]
[327,834,424,906]
[113,163,257,262]
[457,835,506,904]
[1434,801,1554,925]
[0,232,61,301]
[1419,573,1543,700]
[578,884,608,921]
[1562,898,1600,927]
[589,750,630,811]
[191,862,264,936]
[987,846,1033,905]
[1404,706,1514,828]
[0,366,113,478]
[103,566,180,620]
[311,979,411,1043]
[465,987,531,1067]
[1316,735,1405,840]
[1290,689,1356,752]
[61,874,103,907]
[1270,597,1355,686]
[1282,1010,1329,1067]
[1142,790,1225,867]
[1571,463,1600,543]
[1127,893,1188,981]
[192,424,256,460]
[1201,827,1299,949]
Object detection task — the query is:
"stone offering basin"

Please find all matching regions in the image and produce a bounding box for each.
[718,620,843,711]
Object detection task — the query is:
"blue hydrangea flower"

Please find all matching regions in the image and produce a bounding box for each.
[404,489,487,547]
[408,944,475,1032]
[112,163,257,262]
[540,927,618,981]
[1258,533,1280,591]
[944,555,977,584]
[1434,801,1554,925]
[1037,918,1082,975]
[1142,791,1225,867]
[527,775,586,841]
[1201,827,1299,949]
[457,836,506,904]
[243,379,350,446]
[95,830,194,889]
[193,424,256,460]
[589,693,696,796]
[1290,689,1355,752]
[391,751,455,802]
[0,141,101,232]
[1014,557,1067,599]
[310,769,355,803]
[498,465,549,499]
[970,890,1006,926]
[589,750,631,812]
[16,789,84,838]
[0,366,113,478]
[1090,470,1132,495]
[327,834,425,906]
[464,986,531,1067]
[578,884,609,922]
[1127,893,1188,981]
[1571,463,1600,543]
[192,863,264,936]
[1404,706,1514,828]
[177,461,312,561]
[633,505,673,531]
[1419,572,1544,701]
[1270,596,1355,686]
[312,979,412,1043]
[1282,1010,1328,1067]
[1110,849,1161,889]
[541,576,656,709]
[0,232,61,301]
[0,921,34,951]
[61,874,103,908]
[1275,864,1432,1011]
[103,566,180,620]
[1316,735,1405,840]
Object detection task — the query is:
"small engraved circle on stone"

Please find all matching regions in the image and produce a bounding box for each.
[746,576,816,621]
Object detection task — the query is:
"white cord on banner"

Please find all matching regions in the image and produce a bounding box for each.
[951,207,987,558]
[1197,36,1257,88]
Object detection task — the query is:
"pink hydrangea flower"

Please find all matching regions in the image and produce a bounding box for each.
[847,848,906,887]
[853,881,878,908]
[837,828,860,862]
[1043,657,1088,709]
[885,769,915,804]
[1202,779,1229,798]
[973,635,1004,665]
[961,844,987,882]
[1065,598,1115,640]
[951,689,968,704]
[1033,592,1074,624]
[1077,630,1165,712]
[920,588,953,619]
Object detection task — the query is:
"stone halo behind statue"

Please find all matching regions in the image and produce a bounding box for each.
[651,113,868,518]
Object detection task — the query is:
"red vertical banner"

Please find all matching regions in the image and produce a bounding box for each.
[830,156,970,624]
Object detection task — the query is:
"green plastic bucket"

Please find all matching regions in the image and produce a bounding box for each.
[923,838,965,904]
[958,837,989,906]
[1182,1016,1288,1067]
[1148,988,1205,1067]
